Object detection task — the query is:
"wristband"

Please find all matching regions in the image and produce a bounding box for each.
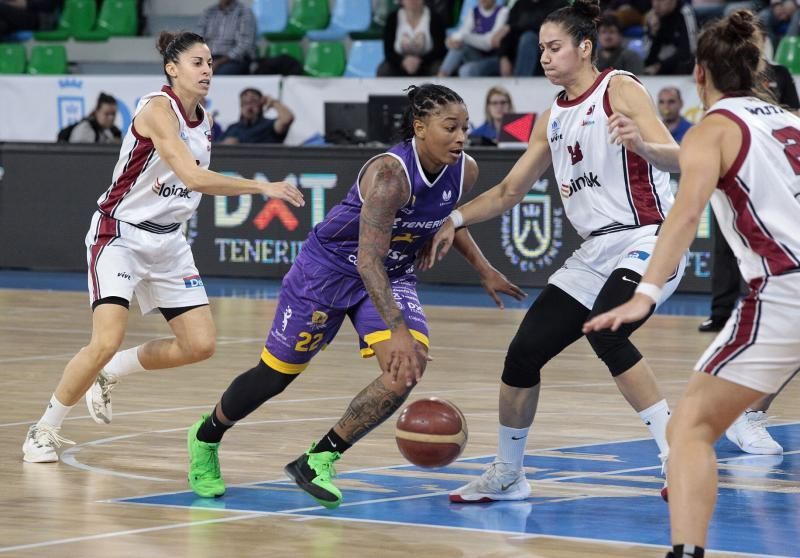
[635,282,662,304]
[449,209,464,229]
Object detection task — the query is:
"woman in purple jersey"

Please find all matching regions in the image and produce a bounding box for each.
[185,83,525,507]
[422,0,683,505]
[585,11,800,558]
[22,31,304,464]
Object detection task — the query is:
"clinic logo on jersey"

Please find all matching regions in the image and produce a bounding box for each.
[560,172,602,198]
[442,189,452,202]
[549,118,563,143]
[568,142,583,165]
[152,177,191,199]
[183,275,203,288]
[282,305,292,332]
[501,193,563,272]
[626,250,650,261]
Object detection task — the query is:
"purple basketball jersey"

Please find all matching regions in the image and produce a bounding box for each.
[302,138,465,278]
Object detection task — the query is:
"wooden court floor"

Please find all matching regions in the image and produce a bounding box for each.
[1,289,798,558]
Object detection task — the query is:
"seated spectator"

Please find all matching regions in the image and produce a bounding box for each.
[221,88,294,144]
[760,0,796,48]
[200,0,256,75]
[496,0,566,77]
[469,85,514,145]
[57,93,121,144]
[643,0,697,75]
[377,0,446,76]
[438,0,509,77]
[595,13,644,73]
[0,0,60,36]
[758,21,800,111]
[601,0,651,29]
[657,86,691,143]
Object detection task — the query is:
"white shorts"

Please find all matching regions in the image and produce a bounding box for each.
[695,273,800,394]
[85,211,208,315]
[548,224,687,310]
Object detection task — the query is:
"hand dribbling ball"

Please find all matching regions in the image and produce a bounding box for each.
[395,397,467,468]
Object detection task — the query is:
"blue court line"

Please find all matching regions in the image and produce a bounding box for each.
[0,269,711,315]
[115,423,800,557]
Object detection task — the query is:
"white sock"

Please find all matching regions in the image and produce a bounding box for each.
[104,346,146,380]
[498,424,529,471]
[639,398,671,456]
[40,394,74,429]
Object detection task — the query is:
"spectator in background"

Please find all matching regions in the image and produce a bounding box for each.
[221,88,294,144]
[761,0,796,48]
[377,0,446,76]
[438,0,508,77]
[200,0,256,75]
[58,93,122,144]
[0,0,60,36]
[657,86,692,143]
[643,0,697,75]
[497,0,567,77]
[595,13,644,73]
[601,0,651,29]
[469,85,514,145]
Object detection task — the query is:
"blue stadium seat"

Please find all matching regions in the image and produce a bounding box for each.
[626,38,646,60]
[253,0,289,35]
[307,0,372,41]
[344,40,384,77]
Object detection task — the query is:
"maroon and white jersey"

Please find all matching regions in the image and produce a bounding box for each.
[96,85,212,232]
[548,69,674,239]
[706,96,800,281]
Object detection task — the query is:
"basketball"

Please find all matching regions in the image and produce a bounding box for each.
[395,397,467,468]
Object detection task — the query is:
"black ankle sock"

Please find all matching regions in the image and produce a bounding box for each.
[312,429,352,454]
[196,407,233,443]
[672,545,705,558]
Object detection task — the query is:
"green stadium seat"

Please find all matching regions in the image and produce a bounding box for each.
[775,36,800,75]
[265,0,330,40]
[74,0,138,41]
[34,0,97,41]
[28,44,68,74]
[267,41,304,62]
[0,43,26,73]
[303,41,346,77]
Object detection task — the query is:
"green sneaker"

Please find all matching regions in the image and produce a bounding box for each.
[187,414,225,498]
[284,443,342,509]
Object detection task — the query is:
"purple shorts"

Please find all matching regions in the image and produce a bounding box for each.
[261,253,429,374]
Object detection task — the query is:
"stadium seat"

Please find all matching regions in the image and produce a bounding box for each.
[775,36,800,75]
[304,41,346,77]
[626,38,646,60]
[0,43,27,73]
[265,0,330,40]
[27,44,68,74]
[350,0,396,40]
[34,0,97,41]
[307,0,372,41]
[267,41,304,62]
[344,40,384,77]
[253,0,289,35]
[2,30,34,42]
[74,0,138,41]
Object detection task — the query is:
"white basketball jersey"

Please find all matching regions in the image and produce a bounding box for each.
[548,69,674,239]
[96,86,212,232]
[706,96,800,281]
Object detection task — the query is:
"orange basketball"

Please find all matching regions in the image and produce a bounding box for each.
[395,397,467,468]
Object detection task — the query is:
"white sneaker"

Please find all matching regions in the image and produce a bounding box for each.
[449,461,531,503]
[22,423,75,463]
[85,370,118,425]
[725,411,783,455]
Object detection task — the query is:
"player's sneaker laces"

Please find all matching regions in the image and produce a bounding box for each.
[659,451,669,502]
[449,460,531,503]
[22,423,74,463]
[284,443,342,509]
[85,370,117,425]
[187,414,225,498]
[725,411,783,455]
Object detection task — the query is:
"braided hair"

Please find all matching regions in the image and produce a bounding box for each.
[399,84,465,140]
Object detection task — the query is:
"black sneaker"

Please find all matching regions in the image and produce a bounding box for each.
[698,316,727,332]
[284,443,342,509]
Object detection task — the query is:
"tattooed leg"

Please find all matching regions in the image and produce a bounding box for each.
[335,376,410,443]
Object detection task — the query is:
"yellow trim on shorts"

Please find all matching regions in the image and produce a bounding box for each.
[360,329,430,358]
[261,347,308,375]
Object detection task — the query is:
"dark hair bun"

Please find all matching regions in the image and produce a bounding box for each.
[722,9,758,43]
[572,0,601,22]
[405,84,420,101]
[156,31,177,56]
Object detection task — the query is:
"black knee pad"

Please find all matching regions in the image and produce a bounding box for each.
[586,268,654,376]
[220,359,298,421]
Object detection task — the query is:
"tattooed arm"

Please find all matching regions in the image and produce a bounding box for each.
[357,155,423,387]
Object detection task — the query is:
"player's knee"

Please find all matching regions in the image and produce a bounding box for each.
[501,336,543,388]
[585,330,642,376]
[220,359,297,421]
[85,336,122,365]
[188,335,216,362]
